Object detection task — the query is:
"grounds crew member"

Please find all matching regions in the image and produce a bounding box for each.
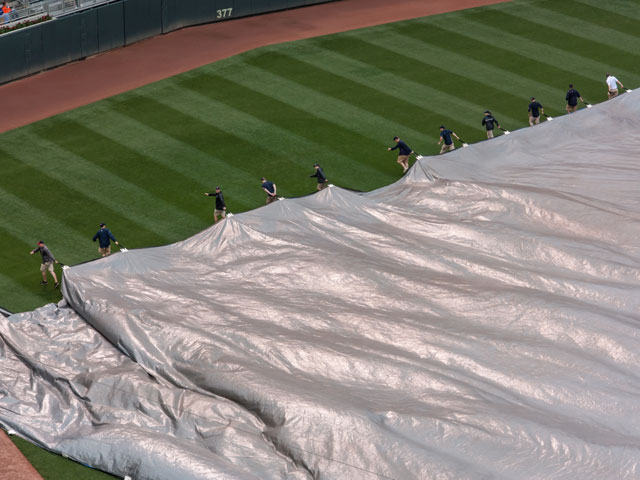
[30,241,59,288]
[387,136,413,173]
[93,223,119,257]
[204,186,226,222]
[481,110,501,139]
[528,97,544,126]
[565,84,584,113]
[261,177,277,204]
[605,73,624,99]
[310,163,328,191]
[438,126,460,154]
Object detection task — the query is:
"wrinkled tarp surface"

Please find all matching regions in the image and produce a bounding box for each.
[2,92,640,479]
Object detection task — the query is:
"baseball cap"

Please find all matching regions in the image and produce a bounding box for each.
[99,223,106,227]
[313,163,320,167]
[37,240,44,245]
[440,125,445,129]
[215,186,221,190]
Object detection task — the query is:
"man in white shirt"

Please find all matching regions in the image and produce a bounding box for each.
[606,73,624,99]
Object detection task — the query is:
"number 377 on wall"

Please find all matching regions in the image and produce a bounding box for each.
[217,8,233,18]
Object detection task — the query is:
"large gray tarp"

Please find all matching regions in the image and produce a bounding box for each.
[2,92,640,479]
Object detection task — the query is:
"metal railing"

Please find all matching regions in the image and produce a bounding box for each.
[1,0,114,29]
[1,1,48,27]
[43,0,115,17]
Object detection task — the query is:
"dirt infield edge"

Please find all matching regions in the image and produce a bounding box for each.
[0,430,44,480]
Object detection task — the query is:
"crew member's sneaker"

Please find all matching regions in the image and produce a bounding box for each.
[54,282,60,289]
[40,281,48,286]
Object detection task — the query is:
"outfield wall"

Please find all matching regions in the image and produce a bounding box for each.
[0,0,337,85]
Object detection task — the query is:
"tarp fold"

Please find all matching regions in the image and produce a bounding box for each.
[2,92,640,479]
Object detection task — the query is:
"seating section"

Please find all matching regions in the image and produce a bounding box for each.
[3,0,111,26]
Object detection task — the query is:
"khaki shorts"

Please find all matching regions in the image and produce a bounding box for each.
[397,154,409,163]
[40,261,54,272]
[439,143,455,154]
[214,209,226,218]
[608,89,618,98]
[266,195,277,204]
[566,104,578,113]
[529,115,540,125]
[99,245,111,256]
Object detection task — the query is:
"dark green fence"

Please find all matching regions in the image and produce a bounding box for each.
[0,0,337,85]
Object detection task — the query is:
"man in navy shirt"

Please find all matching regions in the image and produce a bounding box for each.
[565,84,584,113]
[528,97,544,126]
[481,110,501,139]
[204,186,226,223]
[30,241,60,288]
[92,223,119,257]
[261,177,277,204]
[387,136,414,173]
[310,164,328,191]
[438,126,460,154]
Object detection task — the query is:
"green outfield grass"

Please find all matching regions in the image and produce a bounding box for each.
[1,0,639,477]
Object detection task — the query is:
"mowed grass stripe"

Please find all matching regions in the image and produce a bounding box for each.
[214,60,450,173]
[475,6,640,78]
[575,0,640,21]
[0,149,169,253]
[215,61,430,166]
[351,27,532,127]
[66,99,241,185]
[153,85,394,191]
[4,131,200,241]
[78,105,257,214]
[179,71,388,168]
[0,186,87,248]
[427,16,639,102]
[32,120,203,225]
[432,15,598,96]
[177,71,397,180]
[512,0,640,51]
[382,21,567,98]
[244,47,478,149]
[0,150,137,241]
[314,32,526,129]
[164,74,385,173]
[280,44,487,130]
[106,93,313,204]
